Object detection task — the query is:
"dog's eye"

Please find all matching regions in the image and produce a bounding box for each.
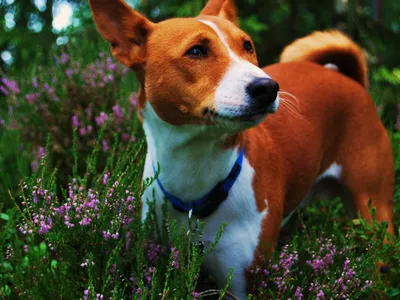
[186,45,208,59]
[243,40,254,53]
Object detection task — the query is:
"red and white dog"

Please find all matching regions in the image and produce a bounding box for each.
[89,0,394,297]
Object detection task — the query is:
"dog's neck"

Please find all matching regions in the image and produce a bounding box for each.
[142,104,240,203]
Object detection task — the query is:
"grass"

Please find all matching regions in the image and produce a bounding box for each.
[0,38,399,299]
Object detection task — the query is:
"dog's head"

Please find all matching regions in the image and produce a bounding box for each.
[89,0,279,131]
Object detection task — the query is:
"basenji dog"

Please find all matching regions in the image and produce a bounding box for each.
[89,0,394,297]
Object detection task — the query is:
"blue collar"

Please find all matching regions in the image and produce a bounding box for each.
[152,148,245,218]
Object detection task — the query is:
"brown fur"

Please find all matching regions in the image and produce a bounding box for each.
[200,0,238,24]
[244,61,394,293]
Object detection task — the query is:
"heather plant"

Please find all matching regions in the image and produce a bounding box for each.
[0,47,140,203]
[370,66,400,131]
[243,190,399,300]
[0,133,231,299]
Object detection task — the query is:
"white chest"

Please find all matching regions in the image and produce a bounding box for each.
[141,155,267,299]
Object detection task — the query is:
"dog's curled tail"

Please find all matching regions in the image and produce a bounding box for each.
[280,30,368,88]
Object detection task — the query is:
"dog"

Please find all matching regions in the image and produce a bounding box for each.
[89,0,394,297]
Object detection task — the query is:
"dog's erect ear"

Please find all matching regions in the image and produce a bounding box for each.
[199,0,237,24]
[89,0,154,70]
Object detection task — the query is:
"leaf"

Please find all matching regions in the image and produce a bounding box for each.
[51,259,58,271]
[0,213,9,221]
[40,242,47,254]
[1,285,12,296]
[387,288,400,297]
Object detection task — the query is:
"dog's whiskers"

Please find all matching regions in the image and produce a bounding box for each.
[277,91,311,125]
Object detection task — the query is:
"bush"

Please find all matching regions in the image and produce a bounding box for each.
[0,49,140,203]
[0,137,217,299]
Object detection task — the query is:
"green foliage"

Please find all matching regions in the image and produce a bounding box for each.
[370,67,400,129]
[0,133,220,298]
[243,194,400,299]
[1,137,399,298]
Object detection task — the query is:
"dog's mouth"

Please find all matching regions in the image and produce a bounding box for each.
[203,108,268,124]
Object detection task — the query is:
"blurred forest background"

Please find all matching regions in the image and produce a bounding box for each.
[1,0,399,136]
[1,0,400,72]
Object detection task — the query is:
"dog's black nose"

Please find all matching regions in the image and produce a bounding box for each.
[246,78,279,105]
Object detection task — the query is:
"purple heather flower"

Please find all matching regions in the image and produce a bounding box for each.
[171,247,180,269]
[43,83,51,92]
[122,68,129,76]
[32,191,38,203]
[122,133,130,142]
[361,280,373,292]
[103,74,114,83]
[109,263,117,274]
[112,104,123,122]
[72,114,80,128]
[5,246,13,260]
[38,220,52,234]
[83,289,89,300]
[316,289,325,300]
[81,259,95,268]
[95,112,108,126]
[25,93,41,104]
[31,161,39,172]
[0,119,5,127]
[32,77,38,88]
[79,127,86,136]
[1,78,20,94]
[295,286,303,300]
[79,216,92,226]
[60,52,69,65]
[102,139,109,152]
[65,69,73,78]
[146,241,164,265]
[103,231,111,240]
[129,93,138,107]
[102,172,110,185]
[64,219,75,228]
[37,147,46,158]
[0,85,9,95]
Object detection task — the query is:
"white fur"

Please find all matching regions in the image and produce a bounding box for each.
[324,63,339,71]
[197,19,280,117]
[317,162,342,181]
[141,105,267,299]
[142,104,237,203]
